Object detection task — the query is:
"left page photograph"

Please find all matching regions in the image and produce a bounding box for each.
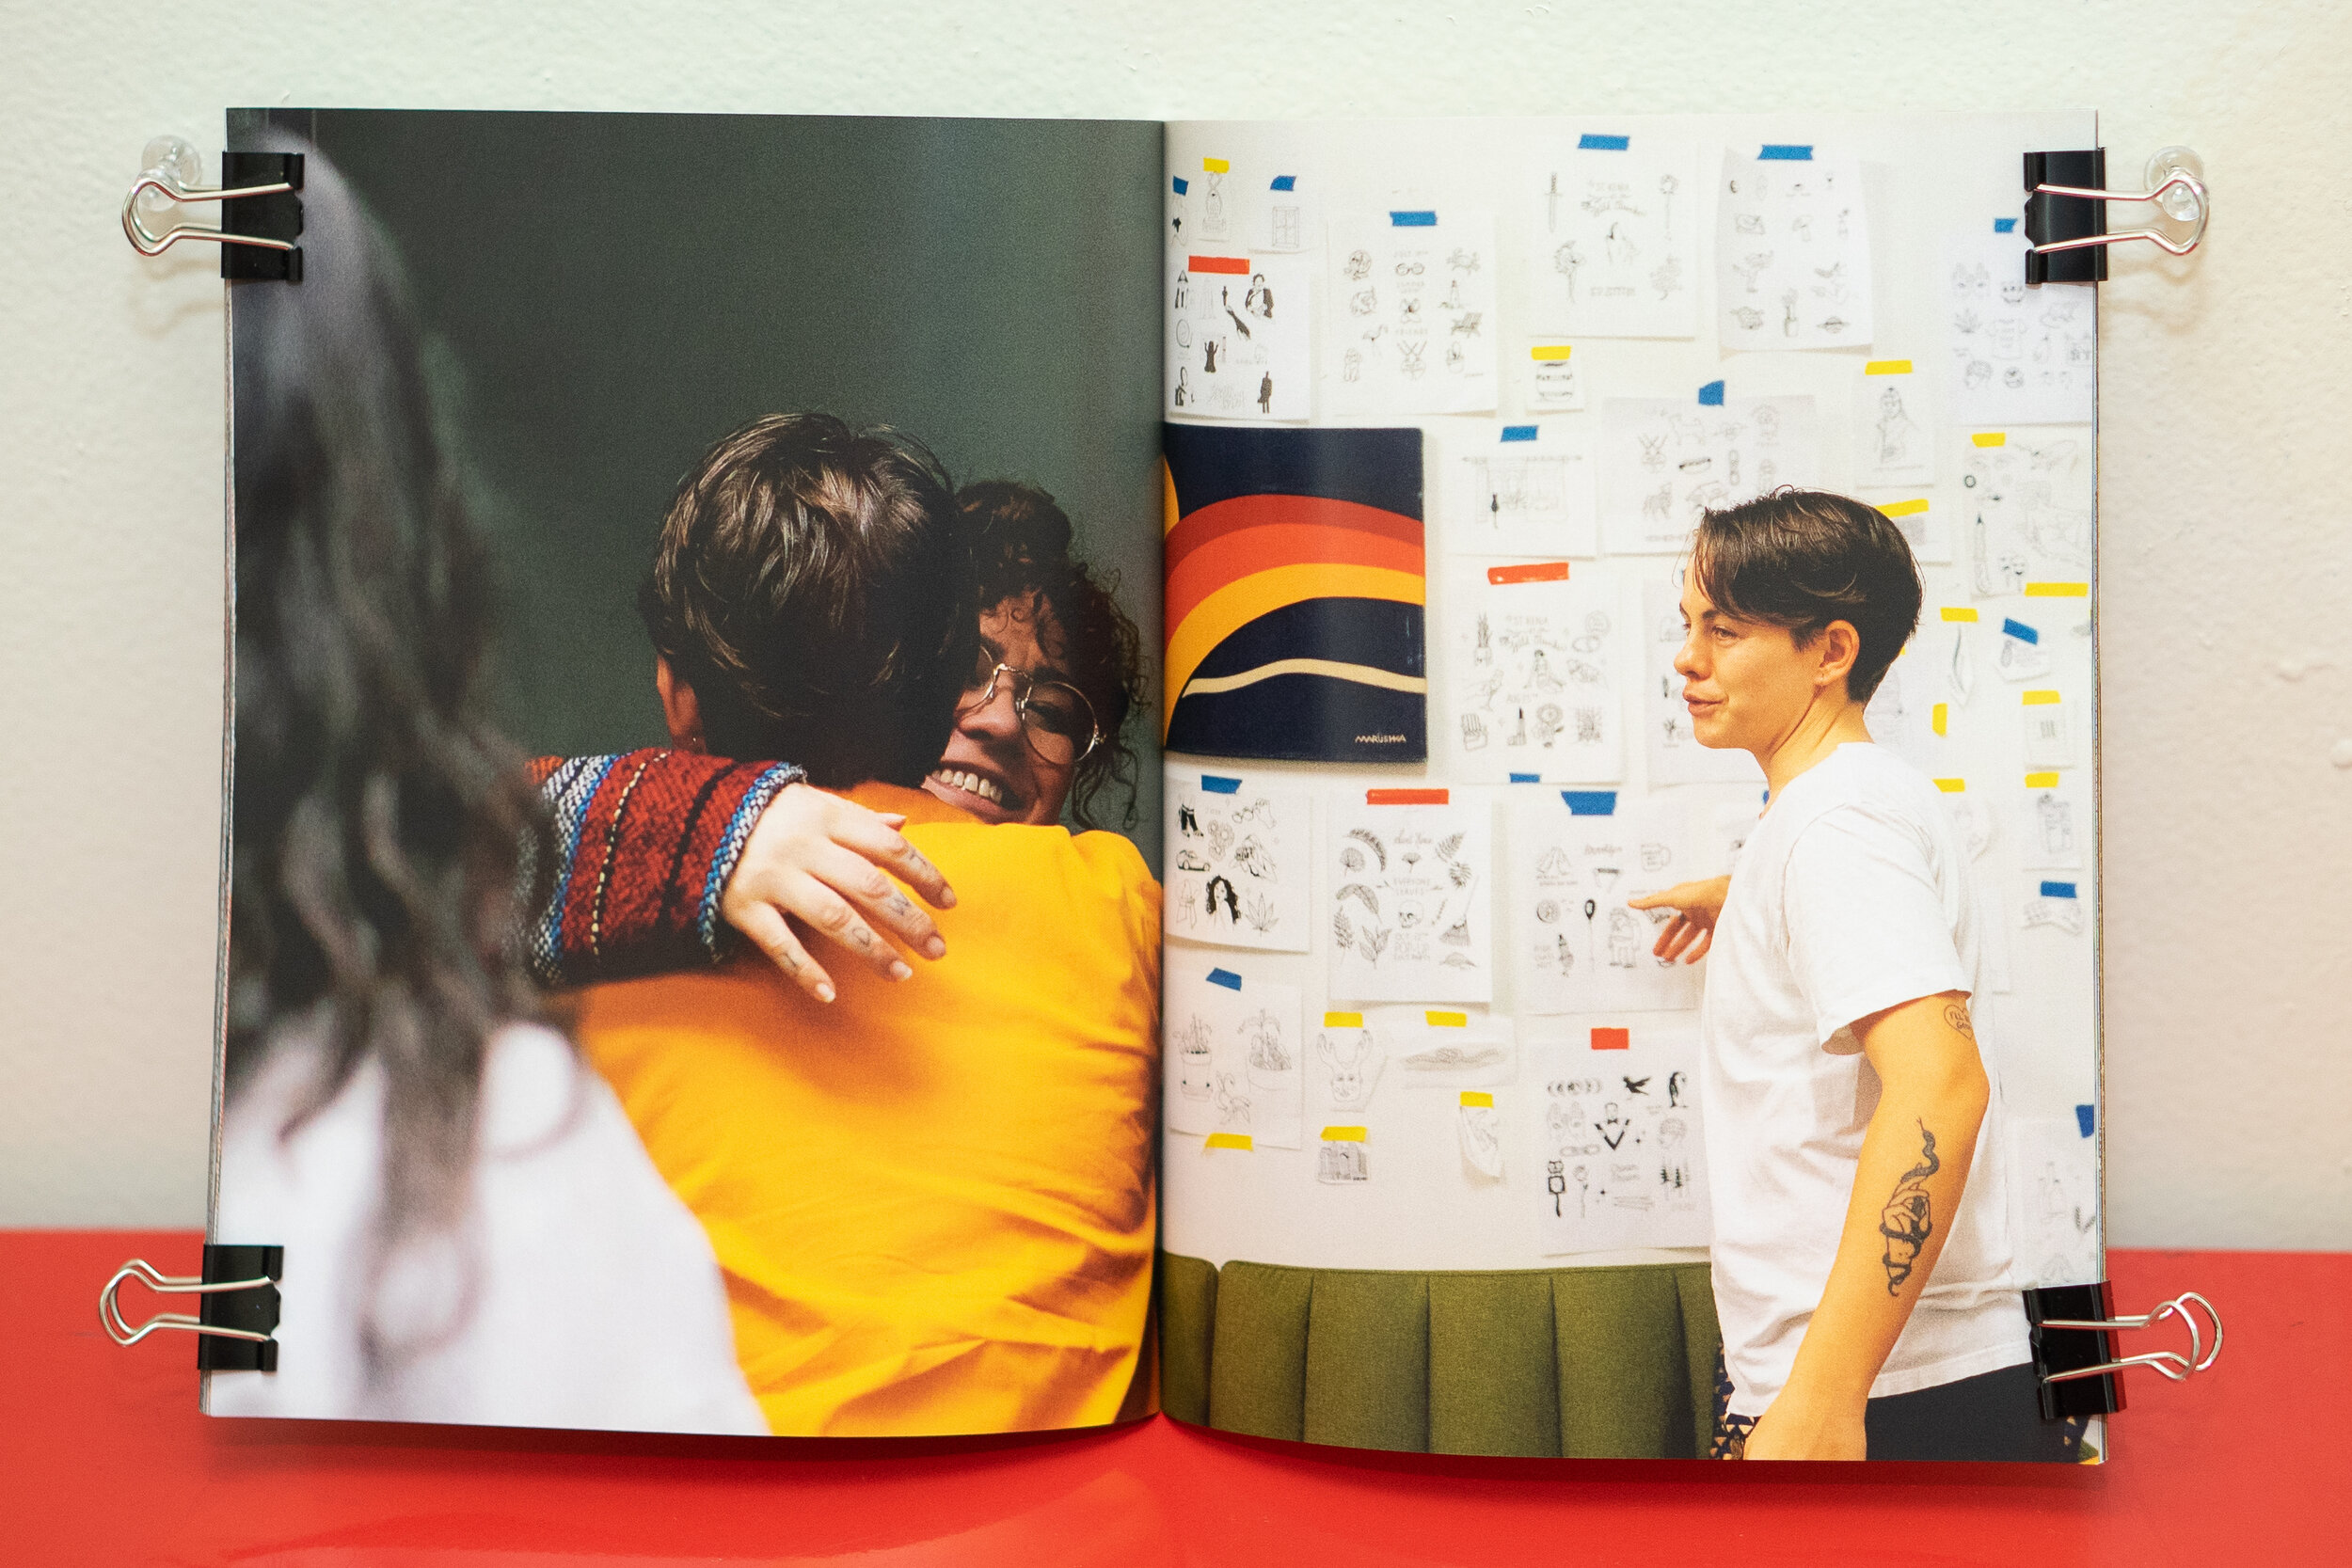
[210,109,1168,1437]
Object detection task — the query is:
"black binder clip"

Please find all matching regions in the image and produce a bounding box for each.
[2024,145,2208,285]
[2025,1282,2222,1420]
[121,135,304,282]
[100,1245,284,1371]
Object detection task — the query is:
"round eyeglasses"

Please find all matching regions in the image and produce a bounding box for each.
[958,661,1103,766]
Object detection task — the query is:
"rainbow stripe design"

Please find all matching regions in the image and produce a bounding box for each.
[1162,424,1426,761]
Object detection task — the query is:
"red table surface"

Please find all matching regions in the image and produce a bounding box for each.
[7,1231,2343,1565]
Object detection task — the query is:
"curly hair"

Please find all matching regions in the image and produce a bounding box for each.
[958,481,1147,831]
[228,141,550,1378]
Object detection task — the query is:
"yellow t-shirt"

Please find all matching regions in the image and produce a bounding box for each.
[571,784,1162,1436]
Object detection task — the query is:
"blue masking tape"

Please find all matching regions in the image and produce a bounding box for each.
[1501,425,1538,442]
[1509,772,1541,784]
[1390,210,1438,227]
[1270,175,1296,191]
[1578,134,1630,150]
[1200,775,1242,794]
[1994,217,2019,233]
[1206,968,1243,990]
[1561,790,1617,816]
[2074,1104,2096,1137]
[1758,144,1814,161]
[1698,380,1725,406]
[2041,881,2078,899]
[2002,618,2040,645]
[1172,176,1188,195]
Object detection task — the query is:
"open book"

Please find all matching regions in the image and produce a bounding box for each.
[206,106,2103,1462]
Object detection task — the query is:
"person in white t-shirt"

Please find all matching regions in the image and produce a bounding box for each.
[1629,490,2058,1463]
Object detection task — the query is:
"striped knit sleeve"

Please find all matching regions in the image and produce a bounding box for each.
[525,750,805,988]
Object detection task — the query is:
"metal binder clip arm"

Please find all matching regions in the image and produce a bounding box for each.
[2028,168,2211,259]
[2036,1290,2223,1385]
[99,1258,278,1348]
[121,135,304,282]
[120,168,299,260]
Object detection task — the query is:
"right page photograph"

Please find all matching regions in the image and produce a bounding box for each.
[1154,113,2101,1464]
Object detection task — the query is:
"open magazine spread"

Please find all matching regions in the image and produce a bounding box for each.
[212,107,2101,1463]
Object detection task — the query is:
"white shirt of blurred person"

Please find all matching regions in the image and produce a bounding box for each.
[212,1018,766,1433]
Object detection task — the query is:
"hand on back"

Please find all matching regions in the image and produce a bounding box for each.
[720,784,958,1004]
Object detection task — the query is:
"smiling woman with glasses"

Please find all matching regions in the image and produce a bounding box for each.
[922,480,1145,830]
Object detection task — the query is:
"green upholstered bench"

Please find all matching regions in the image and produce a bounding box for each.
[1158,1253,1719,1459]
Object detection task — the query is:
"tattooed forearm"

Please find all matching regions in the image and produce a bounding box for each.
[1942,1002,1975,1040]
[1878,1120,1941,1297]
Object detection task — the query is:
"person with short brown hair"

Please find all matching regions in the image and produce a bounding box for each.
[1636,489,2052,1462]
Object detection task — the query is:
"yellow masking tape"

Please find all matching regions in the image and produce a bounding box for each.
[1972,433,2007,448]
[1530,344,1574,360]
[1931,703,1948,736]
[2026,772,2061,788]
[1324,1011,1364,1027]
[1941,607,1980,622]
[1425,1011,1468,1027]
[2026,582,2090,597]
[1460,1091,1494,1108]
[1881,499,1930,517]
[1322,1126,1368,1142]
[1202,157,1230,173]
[1934,778,1967,793]
[1204,1132,1252,1150]
[2023,690,2062,705]
[1865,359,1915,375]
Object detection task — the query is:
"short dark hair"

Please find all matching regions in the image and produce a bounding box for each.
[959,480,1146,830]
[638,413,976,787]
[1691,488,1921,704]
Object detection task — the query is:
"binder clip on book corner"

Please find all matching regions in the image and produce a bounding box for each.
[121,134,305,282]
[2025,1282,2223,1420]
[2023,144,2209,284]
[100,1245,284,1371]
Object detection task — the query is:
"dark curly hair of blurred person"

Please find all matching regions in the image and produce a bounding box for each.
[957,481,1147,831]
[228,139,550,1374]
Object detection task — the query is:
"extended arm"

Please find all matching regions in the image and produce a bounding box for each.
[1740,991,1991,1460]
[528,751,953,1003]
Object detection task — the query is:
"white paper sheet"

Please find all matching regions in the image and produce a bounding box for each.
[1439,563,1623,783]
[1944,230,2096,427]
[1163,769,1312,952]
[1384,1008,1518,1088]
[2010,1115,2101,1288]
[2017,782,2085,870]
[1443,427,1597,558]
[1509,792,1704,1015]
[1163,966,1304,1148]
[1526,140,1699,339]
[2021,694,2075,770]
[1600,395,1820,554]
[1714,150,1874,351]
[1518,342,1586,412]
[1312,1014,1389,1115]
[1327,209,1498,414]
[1852,361,1937,488]
[1642,575,1767,785]
[1327,802,1495,1004]
[1168,251,1311,420]
[1533,1025,1709,1253]
[1961,428,2095,598]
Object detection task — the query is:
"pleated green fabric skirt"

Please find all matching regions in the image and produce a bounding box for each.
[1158,1252,1720,1459]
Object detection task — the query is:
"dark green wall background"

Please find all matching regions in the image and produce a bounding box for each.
[234,108,1165,865]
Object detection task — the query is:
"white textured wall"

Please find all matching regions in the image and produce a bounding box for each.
[3,0,2345,1247]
